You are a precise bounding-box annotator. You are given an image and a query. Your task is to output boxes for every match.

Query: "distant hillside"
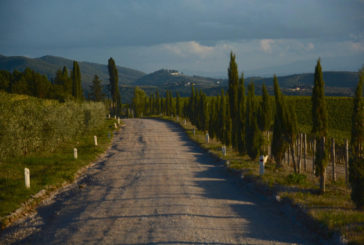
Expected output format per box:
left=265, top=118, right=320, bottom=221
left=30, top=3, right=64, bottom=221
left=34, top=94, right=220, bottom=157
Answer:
left=249, top=71, right=359, bottom=88
left=134, top=69, right=225, bottom=88
left=0, top=55, right=145, bottom=87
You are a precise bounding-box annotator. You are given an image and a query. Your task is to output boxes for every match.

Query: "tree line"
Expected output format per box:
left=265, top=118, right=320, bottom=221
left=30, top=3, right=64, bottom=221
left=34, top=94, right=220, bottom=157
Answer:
left=131, top=53, right=363, bottom=209
left=0, top=58, right=122, bottom=110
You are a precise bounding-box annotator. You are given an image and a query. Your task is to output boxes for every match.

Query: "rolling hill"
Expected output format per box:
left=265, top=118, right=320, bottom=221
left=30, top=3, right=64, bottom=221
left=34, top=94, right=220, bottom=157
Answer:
left=0, top=55, right=145, bottom=87
left=0, top=54, right=359, bottom=101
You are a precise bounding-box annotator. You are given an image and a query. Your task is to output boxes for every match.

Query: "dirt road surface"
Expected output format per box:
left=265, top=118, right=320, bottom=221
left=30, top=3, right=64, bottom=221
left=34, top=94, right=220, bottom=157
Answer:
left=1, top=119, right=324, bottom=244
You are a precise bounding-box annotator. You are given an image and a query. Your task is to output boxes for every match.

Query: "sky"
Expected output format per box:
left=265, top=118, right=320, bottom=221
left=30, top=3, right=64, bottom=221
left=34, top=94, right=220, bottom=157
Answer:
left=0, top=0, right=363, bottom=77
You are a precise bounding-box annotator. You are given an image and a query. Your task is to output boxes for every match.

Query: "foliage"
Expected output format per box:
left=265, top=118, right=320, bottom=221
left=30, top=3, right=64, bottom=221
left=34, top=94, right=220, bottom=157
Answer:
left=272, top=76, right=289, bottom=167
left=349, top=68, right=364, bottom=209
left=89, top=75, right=105, bottom=102
left=108, top=57, right=122, bottom=116
left=132, top=86, right=147, bottom=117
left=71, top=61, right=83, bottom=101
left=312, top=59, right=329, bottom=193
left=228, top=52, right=239, bottom=150
left=245, top=82, right=262, bottom=159
left=259, top=83, right=272, bottom=132
left=0, top=92, right=106, bottom=159
left=237, top=73, right=246, bottom=154
left=286, top=173, right=307, bottom=185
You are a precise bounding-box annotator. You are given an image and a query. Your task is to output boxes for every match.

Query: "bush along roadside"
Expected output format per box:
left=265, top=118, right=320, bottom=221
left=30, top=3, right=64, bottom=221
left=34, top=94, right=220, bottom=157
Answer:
left=0, top=93, right=122, bottom=229
left=160, top=115, right=364, bottom=245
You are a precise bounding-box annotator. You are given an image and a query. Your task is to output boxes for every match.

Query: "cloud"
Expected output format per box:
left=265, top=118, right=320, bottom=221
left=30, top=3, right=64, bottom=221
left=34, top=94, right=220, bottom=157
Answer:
left=306, top=42, right=315, bottom=50
left=163, top=41, right=214, bottom=58
left=350, top=41, right=364, bottom=52
left=260, top=39, right=274, bottom=53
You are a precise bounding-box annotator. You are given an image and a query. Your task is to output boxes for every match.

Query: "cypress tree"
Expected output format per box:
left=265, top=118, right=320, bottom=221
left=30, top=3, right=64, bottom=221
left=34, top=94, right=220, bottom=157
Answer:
left=218, top=90, right=226, bottom=143
left=237, top=73, right=246, bottom=154
left=200, top=92, right=209, bottom=132
left=245, top=82, right=262, bottom=159
left=226, top=100, right=232, bottom=147
left=349, top=68, right=364, bottom=209
left=311, top=59, right=328, bottom=193
left=108, top=57, right=122, bottom=116
left=259, top=84, right=272, bottom=132
left=259, top=83, right=272, bottom=155
left=228, top=52, right=239, bottom=150
left=271, top=76, right=288, bottom=168
left=176, top=92, right=181, bottom=117
left=208, top=97, right=217, bottom=139
left=71, top=61, right=83, bottom=101
left=189, top=86, right=195, bottom=123
left=155, top=91, right=160, bottom=114
left=89, top=75, right=104, bottom=101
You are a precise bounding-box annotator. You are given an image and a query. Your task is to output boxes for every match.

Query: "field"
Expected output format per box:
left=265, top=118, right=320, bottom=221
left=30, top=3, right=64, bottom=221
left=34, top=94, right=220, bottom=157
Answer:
left=0, top=92, right=118, bottom=228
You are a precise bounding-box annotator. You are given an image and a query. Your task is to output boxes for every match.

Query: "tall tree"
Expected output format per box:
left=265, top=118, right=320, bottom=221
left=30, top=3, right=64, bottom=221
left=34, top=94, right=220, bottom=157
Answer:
left=349, top=67, right=364, bottom=209
left=132, top=86, right=146, bottom=117
left=108, top=57, right=122, bottom=116
left=228, top=52, right=239, bottom=150
left=259, top=83, right=272, bottom=155
left=71, top=61, right=83, bottom=101
left=237, top=73, right=246, bottom=154
left=271, top=76, right=288, bottom=168
left=245, top=82, right=262, bottom=159
left=311, top=59, right=328, bottom=193
left=89, top=75, right=105, bottom=101
left=176, top=92, right=181, bottom=117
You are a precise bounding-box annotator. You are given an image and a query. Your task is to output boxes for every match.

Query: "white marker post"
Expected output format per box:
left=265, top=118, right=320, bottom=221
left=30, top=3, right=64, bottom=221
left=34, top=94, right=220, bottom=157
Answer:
left=118, top=117, right=120, bottom=124
left=108, top=114, right=110, bottom=119
left=114, top=123, right=118, bottom=129
left=74, top=148, right=78, bottom=159
left=259, top=155, right=268, bottom=176
left=205, top=133, right=209, bottom=143
left=222, top=146, right=226, bottom=156
left=24, top=168, right=30, bottom=189
left=94, top=135, right=98, bottom=146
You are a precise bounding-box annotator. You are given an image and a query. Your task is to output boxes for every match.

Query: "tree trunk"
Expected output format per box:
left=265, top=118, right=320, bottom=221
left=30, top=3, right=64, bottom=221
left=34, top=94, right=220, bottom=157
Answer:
left=290, top=143, right=297, bottom=173
left=320, top=168, right=326, bottom=193
left=303, top=134, right=307, bottom=172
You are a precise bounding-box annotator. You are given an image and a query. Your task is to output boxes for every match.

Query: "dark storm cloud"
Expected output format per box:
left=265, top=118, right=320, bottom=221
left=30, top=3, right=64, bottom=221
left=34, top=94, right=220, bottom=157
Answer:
left=0, top=0, right=363, bottom=75
left=1, top=0, right=363, bottom=48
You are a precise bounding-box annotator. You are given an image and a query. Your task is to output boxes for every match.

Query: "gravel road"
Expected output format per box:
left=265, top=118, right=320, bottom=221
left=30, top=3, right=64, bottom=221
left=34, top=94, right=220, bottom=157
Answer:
left=1, top=119, right=323, bottom=244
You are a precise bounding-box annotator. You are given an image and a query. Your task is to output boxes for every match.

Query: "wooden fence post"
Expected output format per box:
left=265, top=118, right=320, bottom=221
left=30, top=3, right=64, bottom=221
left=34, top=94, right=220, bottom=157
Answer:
left=313, top=139, right=316, bottom=174
left=304, top=134, right=307, bottom=172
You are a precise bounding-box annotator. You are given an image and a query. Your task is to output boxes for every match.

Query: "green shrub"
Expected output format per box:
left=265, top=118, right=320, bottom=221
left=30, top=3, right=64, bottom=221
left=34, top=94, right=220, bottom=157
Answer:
left=0, top=92, right=106, bottom=159
left=286, top=173, right=307, bottom=185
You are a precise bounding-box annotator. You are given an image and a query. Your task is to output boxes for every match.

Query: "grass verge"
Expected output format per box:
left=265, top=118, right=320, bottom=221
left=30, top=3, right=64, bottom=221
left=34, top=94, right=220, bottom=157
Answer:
left=0, top=118, right=120, bottom=229
left=162, top=115, right=364, bottom=245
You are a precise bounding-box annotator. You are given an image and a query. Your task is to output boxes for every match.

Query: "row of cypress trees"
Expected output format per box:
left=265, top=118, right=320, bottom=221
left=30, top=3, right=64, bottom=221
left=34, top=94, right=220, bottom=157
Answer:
left=133, top=53, right=363, bottom=207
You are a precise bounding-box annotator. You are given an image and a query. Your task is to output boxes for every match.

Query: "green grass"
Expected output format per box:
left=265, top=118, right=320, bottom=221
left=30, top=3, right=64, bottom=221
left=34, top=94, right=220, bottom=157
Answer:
left=0, top=118, right=118, bottom=228
left=163, top=115, right=364, bottom=244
